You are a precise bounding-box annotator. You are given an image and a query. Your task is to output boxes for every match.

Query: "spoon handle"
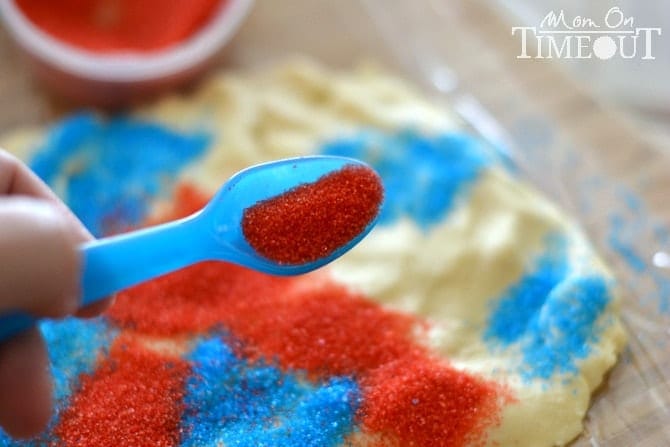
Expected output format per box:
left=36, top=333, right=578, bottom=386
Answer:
left=80, top=214, right=205, bottom=306
left=0, top=214, right=206, bottom=341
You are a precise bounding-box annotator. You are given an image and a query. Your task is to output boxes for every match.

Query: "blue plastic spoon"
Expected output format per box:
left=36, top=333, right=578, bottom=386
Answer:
left=0, top=156, right=381, bottom=341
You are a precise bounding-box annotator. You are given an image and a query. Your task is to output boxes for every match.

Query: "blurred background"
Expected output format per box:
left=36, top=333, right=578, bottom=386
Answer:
left=1, top=0, right=668, bottom=154
left=494, top=0, right=670, bottom=151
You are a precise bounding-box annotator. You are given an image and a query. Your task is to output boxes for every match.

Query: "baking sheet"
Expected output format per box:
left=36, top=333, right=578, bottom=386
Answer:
left=1, top=0, right=669, bottom=445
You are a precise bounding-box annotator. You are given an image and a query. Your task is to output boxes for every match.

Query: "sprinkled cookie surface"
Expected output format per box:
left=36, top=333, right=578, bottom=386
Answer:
left=0, top=60, right=626, bottom=447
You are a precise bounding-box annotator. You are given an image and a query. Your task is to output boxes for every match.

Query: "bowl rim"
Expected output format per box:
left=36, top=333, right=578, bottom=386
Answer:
left=0, top=0, right=254, bottom=82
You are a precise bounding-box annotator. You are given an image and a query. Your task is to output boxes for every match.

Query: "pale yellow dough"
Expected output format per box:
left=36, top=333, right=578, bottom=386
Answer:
left=1, top=59, right=626, bottom=447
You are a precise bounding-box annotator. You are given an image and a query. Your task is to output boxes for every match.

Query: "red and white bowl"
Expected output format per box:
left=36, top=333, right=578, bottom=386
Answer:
left=0, top=0, right=254, bottom=107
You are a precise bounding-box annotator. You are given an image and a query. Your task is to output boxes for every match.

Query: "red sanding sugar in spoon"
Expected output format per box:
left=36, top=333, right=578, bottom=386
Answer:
left=242, top=164, right=383, bottom=265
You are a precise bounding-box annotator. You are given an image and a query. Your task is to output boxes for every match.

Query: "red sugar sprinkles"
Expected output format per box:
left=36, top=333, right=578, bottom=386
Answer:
left=242, top=164, right=384, bottom=265
left=55, top=335, right=189, bottom=446
left=101, top=182, right=512, bottom=447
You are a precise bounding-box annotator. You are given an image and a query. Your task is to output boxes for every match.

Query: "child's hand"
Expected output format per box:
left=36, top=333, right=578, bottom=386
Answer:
left=0, top=150, right=111, bottom=438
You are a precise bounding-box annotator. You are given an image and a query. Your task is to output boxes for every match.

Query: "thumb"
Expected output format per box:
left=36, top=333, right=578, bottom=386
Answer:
left=0, top=197, right=82, bottom=317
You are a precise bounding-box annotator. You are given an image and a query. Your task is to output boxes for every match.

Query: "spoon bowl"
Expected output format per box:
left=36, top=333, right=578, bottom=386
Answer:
left=205, top=156, right=378, bottom=275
